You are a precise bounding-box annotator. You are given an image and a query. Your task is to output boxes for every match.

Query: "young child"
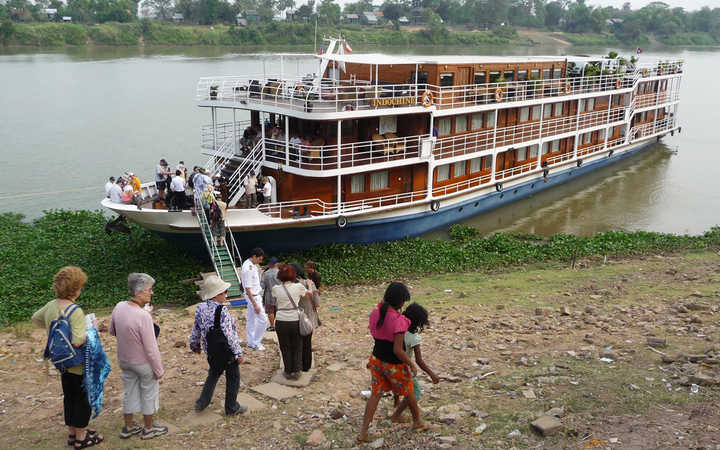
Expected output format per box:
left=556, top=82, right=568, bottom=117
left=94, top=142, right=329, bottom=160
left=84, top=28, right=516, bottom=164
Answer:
left=357, top=282, right=430, bottom=444
left=391, top=303, right=440, bottom=421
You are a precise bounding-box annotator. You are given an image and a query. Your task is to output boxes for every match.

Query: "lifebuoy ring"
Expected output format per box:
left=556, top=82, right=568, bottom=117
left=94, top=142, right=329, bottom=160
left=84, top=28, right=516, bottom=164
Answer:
left=495, top=88, right=503, bottom=103
left=336, top=215, right=348, bottom=229
left=565, top=82, right=571, bottom=94
left=616, top=78, right=622, bottom=89
left=430, top=200, right=440, bottom=211
left=422, top=91, right=434, bottom=108
left=576, top=159, right=583, bottom=167
left=495, top=183, right=503, bottom=192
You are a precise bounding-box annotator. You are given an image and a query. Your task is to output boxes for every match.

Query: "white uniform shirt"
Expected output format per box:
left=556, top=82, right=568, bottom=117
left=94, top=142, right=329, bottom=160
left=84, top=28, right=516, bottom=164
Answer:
left=170, top=175, right=186, bottom=193
left=241, top=258, right=261, bottom=299
left=108, top=183, right=123, bottom=203
left=262, top=181, right=272, bottom=199
left=104, top=181, right=114, bottom=197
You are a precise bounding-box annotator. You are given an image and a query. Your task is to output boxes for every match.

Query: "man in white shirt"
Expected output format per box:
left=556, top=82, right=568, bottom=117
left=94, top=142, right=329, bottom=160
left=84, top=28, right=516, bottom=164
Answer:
left=108, top=180, right=123, bottom=203
left=169, top=170, right=186, bottom=211
left=241, top=248, right=266, bottom=350
left=105, top=176, right=116, bottom=198
left=262, top=177, right=272, bottom=204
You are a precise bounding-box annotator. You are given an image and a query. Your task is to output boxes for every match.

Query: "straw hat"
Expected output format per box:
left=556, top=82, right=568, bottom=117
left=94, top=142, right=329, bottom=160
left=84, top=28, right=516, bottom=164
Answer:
left=197, top=275, right=231, bottom=300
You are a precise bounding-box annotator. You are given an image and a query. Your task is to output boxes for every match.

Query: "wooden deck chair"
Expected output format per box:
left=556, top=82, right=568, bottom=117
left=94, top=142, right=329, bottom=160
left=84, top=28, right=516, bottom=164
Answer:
left=372, top=133, right=391, bottom=155
left=384, top=132, right=403, bottom=154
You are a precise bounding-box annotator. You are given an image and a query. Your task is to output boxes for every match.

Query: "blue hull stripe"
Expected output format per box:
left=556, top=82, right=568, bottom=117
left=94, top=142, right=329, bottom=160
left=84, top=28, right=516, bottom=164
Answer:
left=155, top=142, right=654, bottom=257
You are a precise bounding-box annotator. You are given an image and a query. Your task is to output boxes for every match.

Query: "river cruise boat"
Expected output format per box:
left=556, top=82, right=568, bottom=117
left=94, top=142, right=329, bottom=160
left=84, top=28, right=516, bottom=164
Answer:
left=102, top=40, right=683, bottom=265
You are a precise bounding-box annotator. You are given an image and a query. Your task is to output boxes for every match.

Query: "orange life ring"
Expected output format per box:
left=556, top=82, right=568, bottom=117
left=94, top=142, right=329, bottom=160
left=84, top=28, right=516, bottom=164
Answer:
left=422, top=91, right=434, bottom=107
left=495, top=87, right=503, bottom=103
left=615, top=78, right=622, bottom=89
left=565, top=81, right=571, bottom=94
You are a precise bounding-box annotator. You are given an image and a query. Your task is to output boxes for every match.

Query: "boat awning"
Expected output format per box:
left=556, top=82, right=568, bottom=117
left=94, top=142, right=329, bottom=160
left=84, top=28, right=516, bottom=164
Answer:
left=319, top=53, right=420, bottom=65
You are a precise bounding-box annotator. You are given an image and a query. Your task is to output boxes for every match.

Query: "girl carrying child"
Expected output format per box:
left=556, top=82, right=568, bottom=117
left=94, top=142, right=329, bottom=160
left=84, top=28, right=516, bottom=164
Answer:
left=357, top=282, right=430, bottom=444
left=392, top=303, right=440, bottom=421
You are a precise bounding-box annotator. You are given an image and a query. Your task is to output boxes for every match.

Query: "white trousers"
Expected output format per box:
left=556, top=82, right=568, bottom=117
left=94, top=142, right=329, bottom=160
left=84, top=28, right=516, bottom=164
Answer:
left=246, top=295, right=267, bottom=347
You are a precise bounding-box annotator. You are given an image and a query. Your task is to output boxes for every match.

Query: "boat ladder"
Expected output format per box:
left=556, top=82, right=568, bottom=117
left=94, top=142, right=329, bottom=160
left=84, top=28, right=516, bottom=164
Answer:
left=227, top=138, right=266, bottom=207
left=193, top=191, right=246, bottom=306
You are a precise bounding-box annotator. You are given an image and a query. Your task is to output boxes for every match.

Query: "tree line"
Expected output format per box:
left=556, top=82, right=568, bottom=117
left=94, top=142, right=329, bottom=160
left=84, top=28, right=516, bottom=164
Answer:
left=1, top=0, right=720, bottom=44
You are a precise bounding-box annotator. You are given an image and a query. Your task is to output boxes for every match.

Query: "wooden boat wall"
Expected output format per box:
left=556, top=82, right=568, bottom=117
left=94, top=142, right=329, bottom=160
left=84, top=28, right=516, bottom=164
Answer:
left=102, top=43, right=683, bottom=257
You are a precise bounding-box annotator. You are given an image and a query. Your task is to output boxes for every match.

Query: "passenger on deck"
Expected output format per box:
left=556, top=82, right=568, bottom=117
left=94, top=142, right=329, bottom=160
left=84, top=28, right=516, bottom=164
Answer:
left=194, top=169, right=212, bottom=200
left=189, top=166, right=199, bottom=191
left=105, top=176, right=116, bottom=198
left=170, top=170, right=186, bottom=211
left=176, top=161, right=187, bottom=181
left=244, top=171, right=257, bottom=208
left=262, top=177, right=272, bottom=204
left=122, top=185, right=134, bottom=204
left=155, top=159, right=171, bottom=199
left=201, top=184, right=216, bottom=217
left=127, top=173, right=141, bottom=194
left=109, top=178, right=124, bottom=204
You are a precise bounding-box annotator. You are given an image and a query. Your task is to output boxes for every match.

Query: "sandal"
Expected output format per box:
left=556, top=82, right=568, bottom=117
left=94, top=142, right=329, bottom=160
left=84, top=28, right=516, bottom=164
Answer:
left=68, top=430, right=98, bottom=446
left=74, top=431, right=103, bottom=449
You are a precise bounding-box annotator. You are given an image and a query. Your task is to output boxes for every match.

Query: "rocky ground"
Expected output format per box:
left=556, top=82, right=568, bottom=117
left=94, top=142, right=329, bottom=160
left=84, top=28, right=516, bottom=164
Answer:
left=1, top=251, right=720, bottom=449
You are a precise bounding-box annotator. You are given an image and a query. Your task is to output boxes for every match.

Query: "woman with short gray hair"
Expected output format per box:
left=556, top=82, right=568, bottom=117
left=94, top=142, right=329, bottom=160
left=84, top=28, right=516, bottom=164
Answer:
left=109, top=273, right=167, bottom=441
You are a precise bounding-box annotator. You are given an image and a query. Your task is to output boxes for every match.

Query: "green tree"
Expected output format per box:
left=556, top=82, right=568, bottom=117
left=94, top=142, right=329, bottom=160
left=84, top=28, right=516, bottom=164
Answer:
left=318, top=0, right=340, bottom=24
left=343, top=0, right=372, bottom=15
left=146, top=0, right=175, bottom=21
left=545, top=1, right=565, bottom=28
left=0, top=19, right=16, bottom=44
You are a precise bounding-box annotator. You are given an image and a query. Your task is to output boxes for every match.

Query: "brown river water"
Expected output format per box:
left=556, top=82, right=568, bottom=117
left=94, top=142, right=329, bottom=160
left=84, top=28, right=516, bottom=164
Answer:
left=0, top=44, right=716, bottom=237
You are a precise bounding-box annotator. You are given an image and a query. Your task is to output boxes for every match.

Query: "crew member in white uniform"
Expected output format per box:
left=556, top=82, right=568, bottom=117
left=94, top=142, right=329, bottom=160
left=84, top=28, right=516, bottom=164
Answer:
left=241, top=248, right=266, bottom=350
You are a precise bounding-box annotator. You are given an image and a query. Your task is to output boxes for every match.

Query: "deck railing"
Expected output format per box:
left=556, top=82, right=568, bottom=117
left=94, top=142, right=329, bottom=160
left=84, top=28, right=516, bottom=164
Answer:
left=197, top=59, right=683, bottom=113
left=630, top=117, right=676, bottom=140
left=432, top=173, right=493, bottom=196
left=575, top=137, right=625, bottom=158
left=201, top=120, right=250, bottom=151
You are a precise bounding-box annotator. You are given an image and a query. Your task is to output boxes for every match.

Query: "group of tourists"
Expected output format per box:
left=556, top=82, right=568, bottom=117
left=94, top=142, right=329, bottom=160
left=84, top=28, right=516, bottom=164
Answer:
left=242, top=170, right=272, bottom=208
left=36, top=251, right=438, bottom=447
left=104, top=172, right=142, bottom=207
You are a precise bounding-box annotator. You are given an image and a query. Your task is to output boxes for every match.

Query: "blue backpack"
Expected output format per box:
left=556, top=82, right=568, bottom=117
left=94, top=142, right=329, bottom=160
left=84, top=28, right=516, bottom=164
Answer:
left=44, top=304, right=85, bottom=372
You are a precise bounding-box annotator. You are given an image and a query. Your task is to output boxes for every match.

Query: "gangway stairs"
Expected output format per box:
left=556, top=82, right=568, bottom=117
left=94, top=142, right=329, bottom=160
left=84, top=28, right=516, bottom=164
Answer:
left=193, top=191, right=247, bottom=306
left=227, top=139, right=266, bottom=207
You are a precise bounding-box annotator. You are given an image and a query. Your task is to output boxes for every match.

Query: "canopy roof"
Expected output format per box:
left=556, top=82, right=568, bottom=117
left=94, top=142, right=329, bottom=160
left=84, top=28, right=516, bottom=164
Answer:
left=319, top=53, right=613, bottom=66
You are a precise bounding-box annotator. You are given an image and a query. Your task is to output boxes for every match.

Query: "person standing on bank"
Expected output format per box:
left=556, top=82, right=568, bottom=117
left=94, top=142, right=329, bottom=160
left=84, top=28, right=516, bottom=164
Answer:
left=242, top=247, right=267, bottom=350
left=272, top=264, right=313, bottom=380
left=32, top=266, right=105, bottom=449
left=290, top=263, right=320, bottom=373
left=110, top=273, right=167, bottom=441
left=190, top=275, right=248, bottom=416
left=260, top=257, right=280, bottom=332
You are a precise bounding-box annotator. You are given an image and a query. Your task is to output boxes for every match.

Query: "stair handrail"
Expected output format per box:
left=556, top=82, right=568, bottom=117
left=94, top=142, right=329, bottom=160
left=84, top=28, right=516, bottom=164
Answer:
left=204, top=135, right=235, bottom=178
left=227, top=138, right=265, bottom=205
left=193, top=190, right=223, bottom=276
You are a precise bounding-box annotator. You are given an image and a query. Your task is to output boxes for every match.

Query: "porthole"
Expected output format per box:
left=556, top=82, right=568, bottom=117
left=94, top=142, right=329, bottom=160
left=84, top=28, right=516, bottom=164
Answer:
left=474, top=202, right=479, bottom=207
left=458, top=207, right=463, bottom=212
left=531, top=184, right=535, bottom=189
left=513, top=189, right=518, bottom=195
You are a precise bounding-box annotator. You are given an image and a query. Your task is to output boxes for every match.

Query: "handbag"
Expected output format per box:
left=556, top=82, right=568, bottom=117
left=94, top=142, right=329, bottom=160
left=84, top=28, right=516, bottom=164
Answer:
left=282, top=284, right=314, bottom=337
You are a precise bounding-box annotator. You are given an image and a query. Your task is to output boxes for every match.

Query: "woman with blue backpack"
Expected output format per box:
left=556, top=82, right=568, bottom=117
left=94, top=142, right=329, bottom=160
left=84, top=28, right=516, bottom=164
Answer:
left=32, top=266, right=104, bottom=449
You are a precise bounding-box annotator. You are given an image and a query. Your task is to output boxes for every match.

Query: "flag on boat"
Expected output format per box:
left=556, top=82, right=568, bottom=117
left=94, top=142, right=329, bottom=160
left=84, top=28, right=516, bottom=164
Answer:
left=344, top=42, right=352, bottom=53
left=636, top=47, right=643, bottom=54
left=318, top=44, right=324, bottom=55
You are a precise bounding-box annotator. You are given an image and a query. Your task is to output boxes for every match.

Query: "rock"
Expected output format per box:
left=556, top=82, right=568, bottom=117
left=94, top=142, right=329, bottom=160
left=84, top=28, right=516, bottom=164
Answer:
left=545, top=407, right=565, bottom=418
left=560, top=306, right=571, bottom=316
left=306, top=429, right=325, bottom=446
left=368, top=438, right=384, bottom=449
left=689, top=315, right=703, bottom=324
left=686, top=302, right=710, bottom=311
left=675, top=305, right=690, bottom=314
left=507, top=429, right=522, bottom=438
left=457, top=291, right=467, bottom=298
left=97, top=321, right=108, bottom=333
left=471, top=410, right=489, bottom=418
left=661, top=355, right=676, bottom=364
left=437, top=436, right=457, bottom=445
left=588, top=295, right=601, bottom=301
left=329, top=409, right=343, bottom=420
left=474, top=423, right=488, bottom=435
left=522, top=389, right=536, bottom=399
left=689, top=373, right=719, bottom=386
left=535, top=307, right=552, bottom=316
left=690, top=291, right=704, bottom=297
left=647, top=337, right=667, bottom=348
left=600, top=350, right=618, bottom=360
left=173, top=341, right=187, bottom=348
left=496, top=304, right=505, bottom=310
left=531, top=415, right=564, bottom=436
left=326, top=362, right=345, bottom=372
left=683, top=354, right=708, bottom=363
left=438, top=413, right=459, bottom=424
left=251, top=383, right=298, bottom=401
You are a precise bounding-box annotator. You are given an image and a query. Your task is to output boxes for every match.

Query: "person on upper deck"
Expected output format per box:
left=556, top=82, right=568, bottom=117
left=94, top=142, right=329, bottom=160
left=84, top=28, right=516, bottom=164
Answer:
left=244, top=171, right=257, bottom=208
left=262, top=177, right=272, bottom=204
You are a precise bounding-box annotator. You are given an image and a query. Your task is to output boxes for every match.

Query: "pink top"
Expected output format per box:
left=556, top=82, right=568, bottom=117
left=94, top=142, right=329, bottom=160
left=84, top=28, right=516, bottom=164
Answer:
left=369, top=303, right=410, bottom=341
left=110, top=301, right=164, bottom=378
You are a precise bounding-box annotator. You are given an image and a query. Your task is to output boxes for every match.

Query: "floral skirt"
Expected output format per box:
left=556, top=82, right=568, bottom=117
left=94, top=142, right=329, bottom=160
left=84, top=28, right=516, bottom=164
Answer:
left=367, top=355, right=413, bottom=397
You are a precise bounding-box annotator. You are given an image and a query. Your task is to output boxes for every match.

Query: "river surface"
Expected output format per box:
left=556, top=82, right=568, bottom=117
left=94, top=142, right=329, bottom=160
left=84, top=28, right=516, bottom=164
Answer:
left=0, top=44, right=717, bottom=237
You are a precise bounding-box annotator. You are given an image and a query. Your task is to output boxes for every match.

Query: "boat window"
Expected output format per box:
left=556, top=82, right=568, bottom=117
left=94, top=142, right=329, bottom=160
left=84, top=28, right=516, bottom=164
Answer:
left=531, top=69, right=541, bottom=79
left=342, top=119, right=354, bottom=136
left=531, top=105, right=542, bottom=121
left=517, top=70, right=528, bottom=81
left=437, top=118, right=451, bottom=135
left=529, top=144, right=539, bottom=158
left=519, top=107, right=530, bottom=122
left=370, top=171, right=389, bottom=191
left=471, top=113, right=484, bottom=130
left=474, top=72, right=487, bottom=84
left=516, top=147, right=527, bottom=161
left=436, top=164, right=450, bottom=182
left=598, top=129, right=606, bottom=140
left=542, top=142, right=550, bottom=155
left=552, top=140, right=560, bottom=152
left=553, top=69, right=562, bottom=79
left=489, top=71, right=501, bottom=83
left=587, top=98, right=595, bottom=111
left=486, top=111, right=496, bottom=126
left=553, top=102, right=564, bottom=116
left=351, top=174, right=365, bottom=193
left=455, top=115, right=467, bottom=133
left=638, top=83, right=646, bottom=94
left=411, top=71, right=428, bottom=84
left=542, top=69, right=551, bottom=79
left=454, top=161, right=466, bottom=177
left=440, top=73, right=454, bottom=87
left=578, top=99, right=586, bottom=112
left=503, top=70, right=515, bottom=81
left=583, top=133, right=591, bottom=145
left=470, top=157, right=482, bottom=173
left=543, top=104, right=552, bottom=119
left=482, top=155, right=492, bottom=170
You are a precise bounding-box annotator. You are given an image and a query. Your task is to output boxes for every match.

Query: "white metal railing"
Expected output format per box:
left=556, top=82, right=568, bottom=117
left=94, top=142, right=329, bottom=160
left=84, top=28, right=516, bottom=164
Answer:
left=630, top=117, right=676, bottom=141
left=495, top=159, right=538, bottom=180
left=575, top=137, right=625, bottom=158
left=204, top=136, right=235, bottom=178
left=635, top=90, right=680, bottom=109
left=227, top=139, right=265, bottom=205
left=432, top=173, right=493, bottom=196
left=201, top=121, right=250, bottom=150
left=263, top=134, right=428, bottom=171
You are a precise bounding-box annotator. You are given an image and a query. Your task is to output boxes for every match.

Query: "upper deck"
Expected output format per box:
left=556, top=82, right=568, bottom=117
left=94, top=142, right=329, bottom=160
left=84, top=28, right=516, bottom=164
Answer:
left=196, top=52, right=684, bottom=119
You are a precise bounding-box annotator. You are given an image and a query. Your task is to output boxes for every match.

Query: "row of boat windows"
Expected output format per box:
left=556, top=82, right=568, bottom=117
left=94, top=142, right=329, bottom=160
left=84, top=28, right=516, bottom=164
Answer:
left=436, top=156, right=493, bottom=181
left=351, top=171, right=389, bottom=194
left=439, top=69, right=564, bottom=87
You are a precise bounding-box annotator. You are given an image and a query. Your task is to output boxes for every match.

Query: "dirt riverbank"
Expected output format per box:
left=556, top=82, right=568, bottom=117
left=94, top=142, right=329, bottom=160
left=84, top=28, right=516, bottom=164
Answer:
left=1, top=251, right=719, bottom=449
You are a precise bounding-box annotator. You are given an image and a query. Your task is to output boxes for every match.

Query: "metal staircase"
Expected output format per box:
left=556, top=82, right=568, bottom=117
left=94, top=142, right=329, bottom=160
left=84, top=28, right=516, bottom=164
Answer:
left=227, top=138, right=266, bottom=207
left=193, top=191, right=246, bottom=306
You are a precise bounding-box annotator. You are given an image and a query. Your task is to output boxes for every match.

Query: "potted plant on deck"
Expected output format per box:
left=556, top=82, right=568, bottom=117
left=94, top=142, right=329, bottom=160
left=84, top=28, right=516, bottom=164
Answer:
left=209, top=85, right=219, bottom=100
